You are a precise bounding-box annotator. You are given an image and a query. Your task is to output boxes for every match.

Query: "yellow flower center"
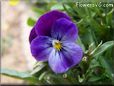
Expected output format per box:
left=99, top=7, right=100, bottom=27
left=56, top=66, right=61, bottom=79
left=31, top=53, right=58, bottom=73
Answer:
left=52, top=40, right=62, bottom=51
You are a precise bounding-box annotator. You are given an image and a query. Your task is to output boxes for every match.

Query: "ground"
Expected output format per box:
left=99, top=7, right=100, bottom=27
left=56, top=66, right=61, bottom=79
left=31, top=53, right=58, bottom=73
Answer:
left=1, top=1, right=36, bottom=84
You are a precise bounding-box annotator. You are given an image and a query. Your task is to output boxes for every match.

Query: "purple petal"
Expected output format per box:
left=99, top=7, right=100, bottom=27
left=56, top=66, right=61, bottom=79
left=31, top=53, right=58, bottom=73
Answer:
left=48, top=49, right=67, bottom=73
left=62, top=41, right=83, bottom=68
left=31, top=36, right=53, bottom=61
left=48, top=41, right=83, bottom=73
left=51, top=18, right=78, bottom=41
left=35, top=10, right=71, bottom=36
left=29, top=27, right=37, bottom=43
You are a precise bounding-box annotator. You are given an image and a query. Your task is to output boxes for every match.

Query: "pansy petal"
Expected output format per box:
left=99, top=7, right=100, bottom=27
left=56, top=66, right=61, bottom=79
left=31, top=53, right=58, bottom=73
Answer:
left=51, top=18, right=78, bottom=41
left=48, top=42, right=83, bottom=73
left=48, top=49, right=67, bottom=73
left=35, top=10, right=71, bottom=36
left=61, top=41, right=83, bottom=68
left=31, top=36, right=53, bottom=61
left=29, top=27, right=37, bottom=43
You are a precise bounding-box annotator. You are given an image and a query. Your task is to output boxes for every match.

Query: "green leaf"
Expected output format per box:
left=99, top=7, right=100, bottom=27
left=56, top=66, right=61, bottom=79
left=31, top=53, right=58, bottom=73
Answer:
left=1, top=68, right=38, bottom=83
left=93, top=41, right=114, bottom=57
left=89, top=59, right=100, bottom=69
left=32, top=7, right=45, bottom=15
left=88, top=75, right=102, bottom=82
left=106, top=8, right=113, bottom=26
left=98, top=57, right=112, bottom=79
left=77, top=36, right=85, bottom=52
left=90, top=41, right=102, bottom=55
left=27, top=17, right=36, bottom=26
left=51, top=4, right=64, bottom=10
left=39, top=71, right=48, bottom=81
left=31, top=62, right=46, bottom=75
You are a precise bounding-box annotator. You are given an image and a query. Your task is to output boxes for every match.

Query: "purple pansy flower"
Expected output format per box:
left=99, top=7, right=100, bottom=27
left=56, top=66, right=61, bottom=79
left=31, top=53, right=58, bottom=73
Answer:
left=29, top=10, right=83, bottom=73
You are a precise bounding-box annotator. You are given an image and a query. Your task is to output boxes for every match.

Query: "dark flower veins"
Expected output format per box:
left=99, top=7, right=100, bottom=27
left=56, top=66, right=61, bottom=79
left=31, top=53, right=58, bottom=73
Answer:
left=30, top=10, right=83, bottom=73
